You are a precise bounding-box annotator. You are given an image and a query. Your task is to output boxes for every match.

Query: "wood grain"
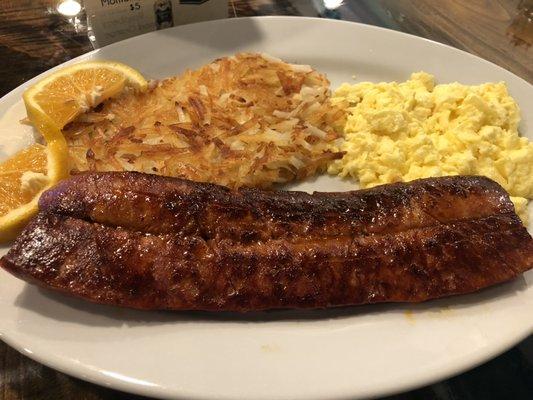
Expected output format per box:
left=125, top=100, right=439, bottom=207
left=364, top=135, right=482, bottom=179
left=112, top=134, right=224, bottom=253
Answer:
left=360, top=0, right=532, bottom=82
left=0, top=1, right=91, bottom=95
left=0, top=1, right=532, bottom=399
left=233, top=0, right=532, bottom=82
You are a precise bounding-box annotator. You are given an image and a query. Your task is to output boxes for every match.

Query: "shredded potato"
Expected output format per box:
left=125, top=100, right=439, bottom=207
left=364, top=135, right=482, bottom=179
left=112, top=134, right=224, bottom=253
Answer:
left=63, top=53, right=346, bottom=188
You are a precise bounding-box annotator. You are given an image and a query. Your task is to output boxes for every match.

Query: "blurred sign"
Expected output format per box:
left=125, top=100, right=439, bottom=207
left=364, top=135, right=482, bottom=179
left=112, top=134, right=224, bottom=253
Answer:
left=85, top=0, right=227, bottom=47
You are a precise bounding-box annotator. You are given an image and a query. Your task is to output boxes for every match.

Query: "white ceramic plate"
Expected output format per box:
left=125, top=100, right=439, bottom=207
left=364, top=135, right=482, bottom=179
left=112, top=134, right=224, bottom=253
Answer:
left=0, top=17, right=532, bottom=400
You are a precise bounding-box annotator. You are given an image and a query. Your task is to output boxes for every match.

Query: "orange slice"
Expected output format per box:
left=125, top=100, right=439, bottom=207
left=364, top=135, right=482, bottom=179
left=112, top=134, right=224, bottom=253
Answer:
left=23, top=60, right=147, bottom=132
left=0, top=61, right=147, bottom=242
left=0, top=141, right=68, bottom=242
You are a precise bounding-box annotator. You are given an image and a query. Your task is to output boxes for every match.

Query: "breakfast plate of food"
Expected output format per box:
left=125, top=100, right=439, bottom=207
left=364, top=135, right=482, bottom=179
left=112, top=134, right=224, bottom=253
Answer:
left=0, top=16, right=531, bottom=400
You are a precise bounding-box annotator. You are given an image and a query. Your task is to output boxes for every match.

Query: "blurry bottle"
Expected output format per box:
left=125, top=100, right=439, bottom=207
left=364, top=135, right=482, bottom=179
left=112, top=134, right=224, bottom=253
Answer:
left=507, top=0, right=532, bottom=47
left=154, top=0, right=174, bottom=30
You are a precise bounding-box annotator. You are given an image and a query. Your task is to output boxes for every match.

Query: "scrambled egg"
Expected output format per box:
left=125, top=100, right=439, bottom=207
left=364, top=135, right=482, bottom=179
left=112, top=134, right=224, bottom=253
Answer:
left=329, top=72, right=532, bottom=222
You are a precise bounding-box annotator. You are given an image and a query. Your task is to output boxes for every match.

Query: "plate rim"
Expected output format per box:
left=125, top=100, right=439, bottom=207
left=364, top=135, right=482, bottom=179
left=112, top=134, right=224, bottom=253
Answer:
left=0, top=15, right=532, bottom=400
left=1, top=312, right=532, bottom=400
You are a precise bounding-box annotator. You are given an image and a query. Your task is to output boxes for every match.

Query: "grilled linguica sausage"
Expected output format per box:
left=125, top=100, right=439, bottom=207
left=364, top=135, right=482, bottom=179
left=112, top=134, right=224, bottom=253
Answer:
left=2, top=172, right=532, bottom=311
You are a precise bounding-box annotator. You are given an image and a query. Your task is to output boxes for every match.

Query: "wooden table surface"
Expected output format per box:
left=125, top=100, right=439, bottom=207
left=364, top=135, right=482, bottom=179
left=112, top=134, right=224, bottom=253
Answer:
left=0, top=1, right=532, bottom=399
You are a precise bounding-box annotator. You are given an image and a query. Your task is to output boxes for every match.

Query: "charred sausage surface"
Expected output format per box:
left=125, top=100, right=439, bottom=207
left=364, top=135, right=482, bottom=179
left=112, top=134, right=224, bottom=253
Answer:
left=2, top=172, right=532, bottom=311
